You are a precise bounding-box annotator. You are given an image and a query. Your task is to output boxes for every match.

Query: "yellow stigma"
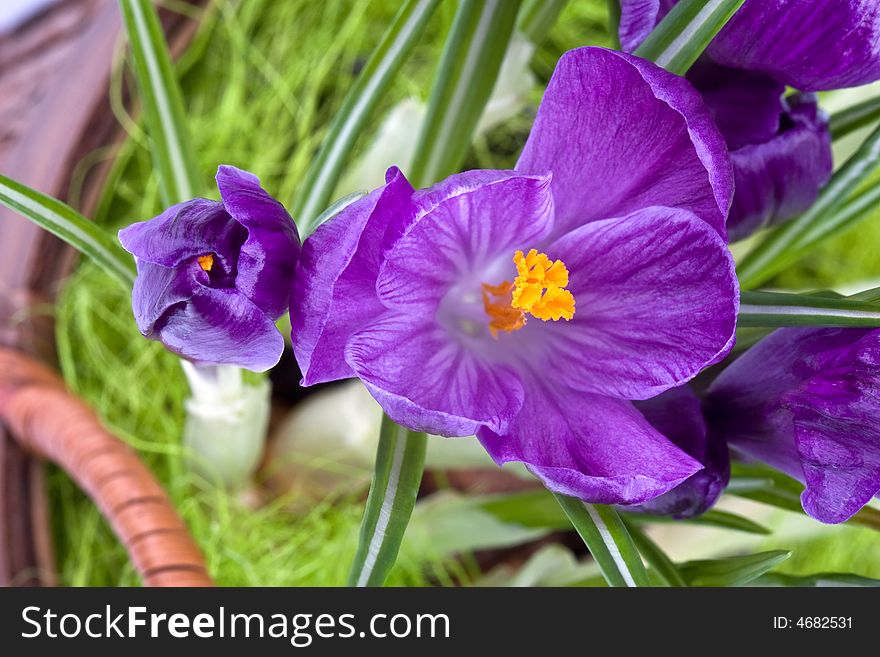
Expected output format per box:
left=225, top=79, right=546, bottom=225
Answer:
left=481, top=249, right=575, bottom=337
left=197, top=254, right=214, bottom=272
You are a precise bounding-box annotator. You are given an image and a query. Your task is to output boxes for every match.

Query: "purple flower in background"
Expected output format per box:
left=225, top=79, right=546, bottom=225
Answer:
left=707, top=328, right=880, bottom=523
left=618, top=0, right=880, bottom=239
left=631, top=386, right=729, bottom=518
left=119, top=166, right=300, bottom=372
left=291, top=47, right=739, bottom=505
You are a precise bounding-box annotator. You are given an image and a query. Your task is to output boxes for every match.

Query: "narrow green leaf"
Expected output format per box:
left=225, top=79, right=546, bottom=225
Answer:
left=629, top=508, right=772, bottom=535
left=633, top=0, right=746, bottom=76
left=348, top=416, right=427, bottom=587
left=409, top=0, right=522, bottom=187
left=739, top=290, right=880, bottom=328
left=291, top=0, right=440, bottom=234
left=517, top=0, right=567, bottom=44
left=737, top=122, right=880, bottom=288
left=0, top=175, right=135, bottom=287
left=480, top=489, right=570, bottom=529
left=756, top=572, right=880, bottom=587
left=830, top=94, right=880, bottom=140
left=679, top=550, right=790, bottom=587
left=625, top=522, right=688, bottom=587
left=554, top=495, right=650, bottom=587
left=606, top=0, right=622, bottom=49
left=119, top=0, right=201, bottom=205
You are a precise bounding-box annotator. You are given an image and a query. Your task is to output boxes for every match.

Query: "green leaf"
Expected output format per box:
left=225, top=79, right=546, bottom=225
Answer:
left=625, top=522, right=688, bottom=587
left=348, top=415, right=427, bottom=587
left=679, top=550, right=791, bottom=587
left=738, top=290, right=880, bottom=328
left=606, top=0, right=621, bottom=49
left=408, top=0, right=522, bottom=187
left=554, top=495, right=651, bottom=587
left=629, top=508, right=772, bottom=535
left=119, top=0, right=201, bottom=205
left=737, top=122, right=880, bottom=288
left=755, top=572, right=880, bottom=587
left=830, top=94, right=880, bottom=140
left=633, top=0, right=747, bottom=76
left=0, top=175, right=135, bottom=287
left=517, top=0, right=567, bottom=44
left=290, top=0, right=440, bottom=235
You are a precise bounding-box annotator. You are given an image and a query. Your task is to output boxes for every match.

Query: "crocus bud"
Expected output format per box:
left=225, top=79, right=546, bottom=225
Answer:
left=706, top=328, right=880, bottom=523
left=119, top=165, right=300, bottom=371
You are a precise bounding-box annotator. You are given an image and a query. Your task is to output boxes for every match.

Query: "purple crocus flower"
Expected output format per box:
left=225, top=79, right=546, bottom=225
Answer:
left=119, top=166, right=300, bottom=372
left=631, top=386, right=729, bottom=518
left=291, top=47, right=739, bottom=505
left=618, top=0, right=880, bottom=240
left=706, top=328, right=880, bottom=523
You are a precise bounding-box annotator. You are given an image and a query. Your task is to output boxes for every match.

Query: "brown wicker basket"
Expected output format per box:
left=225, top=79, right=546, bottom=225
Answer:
left=0, top=0, right=211, bottom=586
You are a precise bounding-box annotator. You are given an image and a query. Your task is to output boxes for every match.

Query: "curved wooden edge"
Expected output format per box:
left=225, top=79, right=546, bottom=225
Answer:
left=0, top=348, right=213, bottom=586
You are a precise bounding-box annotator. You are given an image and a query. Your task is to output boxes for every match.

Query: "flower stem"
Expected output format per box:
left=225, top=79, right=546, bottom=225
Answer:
left=348, top=416, right=427, bottom=587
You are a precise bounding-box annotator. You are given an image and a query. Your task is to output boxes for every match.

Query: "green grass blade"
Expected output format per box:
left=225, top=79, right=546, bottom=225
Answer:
left=679, top=550, right=790, bottom=587
left=0, top=176, right=135, bottom=287
left=409, top=0, right=522, bottom=187
left=606, top=0, right=621, bottom=49
left=291, top=0, right=440, bottom=235
left=348, top=416, right=427, bottom=587
left=830, top=94, right=880, bottom=140
left=737, top=122, right=880, bottom=288
left=739, top=290, right=880, bottom=327
left=625, top=522, right=688, bottom=587
left=311, top=191, right=368, bottom=232
left=633, top=0, right=746, bottom=75
left=517, top=0, right=567, bottom=44
left=119, top=0, right=201, bottom=205
left=554, top=495, right=651, bottom=587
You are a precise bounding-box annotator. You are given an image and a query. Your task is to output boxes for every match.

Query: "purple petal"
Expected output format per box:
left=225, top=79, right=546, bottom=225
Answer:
left=619, top=0, right=674, bottom=53
left=633, top=386, right=729, bottom=518
left=132, top=260, right=283, bottom=371
left=291, top=168, right=415, bottom=385
left=707, top=328, right=880, bottom=523
left=118, top=198, right=243, bottom=268
left=516, top=47, right=732, bottom=239
left=541, top=206, right=738, bottom=400
left=216, top=165, right=301, bottom=319
left=376, top=170, right=554, bottom=310
left=477, top=378, right=702, bottom=504
left=345, top=312, right=524, bottom=436
left=726, top=95, right=832, bottom=241
left=708, top=0, right=880, bottom=91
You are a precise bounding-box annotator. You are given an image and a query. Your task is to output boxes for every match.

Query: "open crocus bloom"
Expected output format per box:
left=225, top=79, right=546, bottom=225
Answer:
left=619, top=0, right=880, bottom=239
left=292, top=47, right=739, bottom=505
left=119, top=166, right=300, bottom=371
left=707, top=328, right=880, bottom=524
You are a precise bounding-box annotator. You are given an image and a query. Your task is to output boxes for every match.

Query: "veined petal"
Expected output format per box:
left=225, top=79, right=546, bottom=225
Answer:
left=477, top=378, right=702, bottom=505
left=516, top=47, right=732, bottom=238
left=133, top=261, right=283, bottom=371
left=376, top=170, right=554, bottom=310
left=344, top=311, right=524, bottom=437
left=118, top=198, right=243, bottom=267
left=708, top=0, right=880, bottom=91
left=541, top=206, right=737, bottom=400
left=216, top=165, right=301, bottom=319
left=291, top=167, right=415, bottom=385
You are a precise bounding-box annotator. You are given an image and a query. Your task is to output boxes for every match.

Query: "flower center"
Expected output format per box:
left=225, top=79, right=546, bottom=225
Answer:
left=197, top=254, right=214, bottom=272
left=481, top=249, right=575, bottom=337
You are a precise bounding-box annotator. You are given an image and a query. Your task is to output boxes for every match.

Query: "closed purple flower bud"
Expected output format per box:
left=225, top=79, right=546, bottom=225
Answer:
left=119, top=166, right=300, bottom=371
left=706, top=328, right=880, bottom=523
left=632, top=386, right=729, bottom=518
